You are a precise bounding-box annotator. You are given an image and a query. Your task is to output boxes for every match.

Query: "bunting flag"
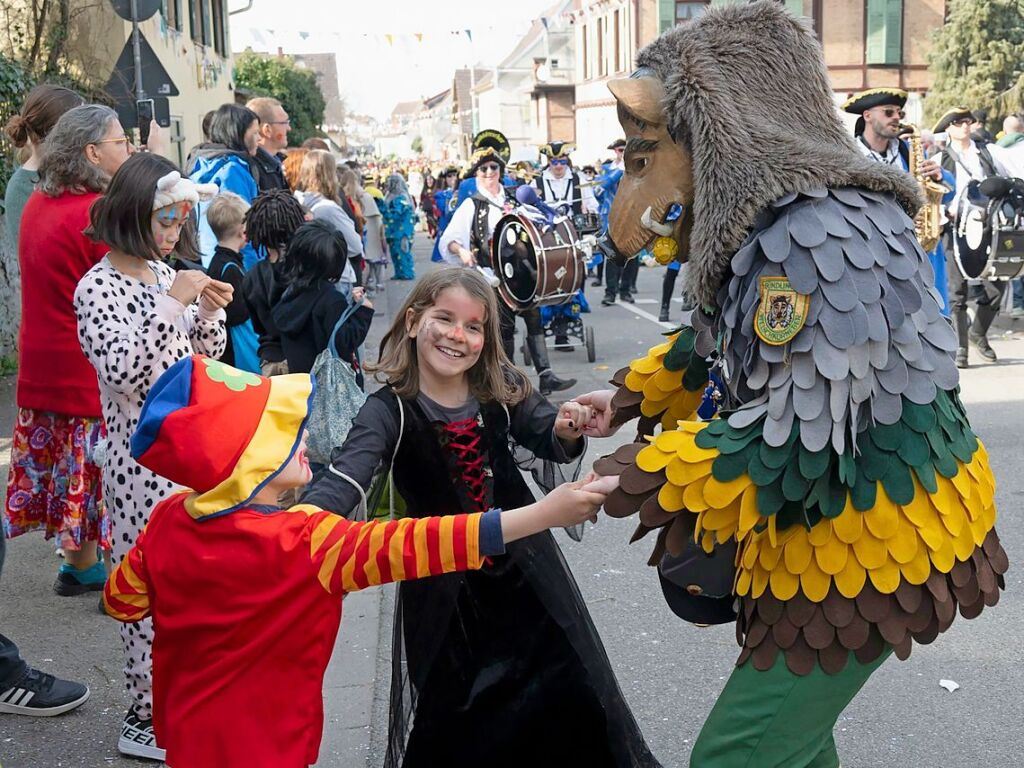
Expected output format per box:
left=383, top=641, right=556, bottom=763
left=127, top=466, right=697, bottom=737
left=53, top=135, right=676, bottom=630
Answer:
left=385, top=34, right=394, bottom=46
left=414, top=32, right=423, bottom=43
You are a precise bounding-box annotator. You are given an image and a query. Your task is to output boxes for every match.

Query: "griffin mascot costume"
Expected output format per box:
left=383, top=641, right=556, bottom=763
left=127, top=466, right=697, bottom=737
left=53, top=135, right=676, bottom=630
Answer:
left=595, top=3, right=1007, bottom=767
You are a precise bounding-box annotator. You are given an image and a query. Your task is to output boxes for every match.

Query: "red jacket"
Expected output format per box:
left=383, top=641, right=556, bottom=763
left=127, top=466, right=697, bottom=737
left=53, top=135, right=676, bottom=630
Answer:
left=105, top=493, right=494, bottom=768
left=17, top=190, right=106, bottom=416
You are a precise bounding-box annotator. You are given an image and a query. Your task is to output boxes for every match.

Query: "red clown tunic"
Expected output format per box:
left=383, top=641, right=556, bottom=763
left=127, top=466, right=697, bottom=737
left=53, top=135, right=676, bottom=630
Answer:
left=104, top=356, right=500, bottom=767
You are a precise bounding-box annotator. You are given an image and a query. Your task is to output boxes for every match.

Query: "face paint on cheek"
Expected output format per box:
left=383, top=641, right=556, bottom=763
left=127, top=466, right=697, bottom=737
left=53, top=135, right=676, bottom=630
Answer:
left=421, top=320, right=446, bottom=344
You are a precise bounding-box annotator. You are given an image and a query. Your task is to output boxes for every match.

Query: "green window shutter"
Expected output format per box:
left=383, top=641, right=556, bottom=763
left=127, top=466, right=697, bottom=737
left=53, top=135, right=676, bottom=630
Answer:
left=659, top=0, right=675, bottom=33
left=883, top=0, right=904, bottom=64
left=866, top=0, right=903, bottom=65
left=784, top=0, right=804, bottom=15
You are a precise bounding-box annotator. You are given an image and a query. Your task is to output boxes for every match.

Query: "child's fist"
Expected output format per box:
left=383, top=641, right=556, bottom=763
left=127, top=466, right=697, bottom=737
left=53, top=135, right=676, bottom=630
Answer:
left=555, top=401, right=594, bottom=441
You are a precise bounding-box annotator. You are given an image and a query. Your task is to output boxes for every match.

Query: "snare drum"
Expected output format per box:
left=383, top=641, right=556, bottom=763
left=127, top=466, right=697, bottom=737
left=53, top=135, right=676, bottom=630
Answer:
left=492, top=212, right=587, bottom=310
left=954, top=193, right=1024, bottom=281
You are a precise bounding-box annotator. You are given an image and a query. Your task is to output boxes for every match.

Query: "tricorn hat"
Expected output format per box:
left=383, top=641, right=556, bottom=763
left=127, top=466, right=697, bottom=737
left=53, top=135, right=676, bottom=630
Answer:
left=841, top=88, right=907, bottom=136
left=932, top=107, right=974, bottom=134
left=607, top=138, right=626, bottom=150
left=539, top=141, right=575, bottom=160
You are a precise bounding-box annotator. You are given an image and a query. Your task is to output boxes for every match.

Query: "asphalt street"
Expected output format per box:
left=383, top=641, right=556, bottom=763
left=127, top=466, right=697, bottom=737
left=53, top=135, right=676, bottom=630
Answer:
left=1, top=238, right=1023, bottom=767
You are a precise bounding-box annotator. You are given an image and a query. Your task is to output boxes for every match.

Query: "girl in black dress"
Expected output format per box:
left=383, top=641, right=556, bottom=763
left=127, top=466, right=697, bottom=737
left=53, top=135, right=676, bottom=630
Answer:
left=302, top=268, right=660, bottom=768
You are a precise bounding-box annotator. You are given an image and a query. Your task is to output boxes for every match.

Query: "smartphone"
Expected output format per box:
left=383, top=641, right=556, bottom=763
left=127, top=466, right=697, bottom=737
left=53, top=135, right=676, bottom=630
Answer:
left=136, top=99, right=155, bottom=145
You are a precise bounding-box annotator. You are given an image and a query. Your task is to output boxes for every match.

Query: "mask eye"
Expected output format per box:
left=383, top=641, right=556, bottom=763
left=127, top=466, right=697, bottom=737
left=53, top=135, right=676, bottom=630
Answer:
left=630, top=157, right=648, bottom=173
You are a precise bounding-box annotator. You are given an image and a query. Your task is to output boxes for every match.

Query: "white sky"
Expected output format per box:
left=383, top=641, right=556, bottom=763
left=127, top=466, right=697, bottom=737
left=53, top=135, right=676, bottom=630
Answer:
left=228, top=0, right=559, bottom=120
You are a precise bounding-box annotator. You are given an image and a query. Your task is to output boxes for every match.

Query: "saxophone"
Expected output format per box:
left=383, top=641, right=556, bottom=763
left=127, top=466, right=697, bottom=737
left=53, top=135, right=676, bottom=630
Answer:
left=904, top=123, right=951, bottom=252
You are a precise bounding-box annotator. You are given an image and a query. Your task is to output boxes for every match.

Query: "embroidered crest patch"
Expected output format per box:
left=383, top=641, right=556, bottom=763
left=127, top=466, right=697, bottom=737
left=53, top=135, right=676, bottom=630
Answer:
left=754, top=277, right=809, bottom=346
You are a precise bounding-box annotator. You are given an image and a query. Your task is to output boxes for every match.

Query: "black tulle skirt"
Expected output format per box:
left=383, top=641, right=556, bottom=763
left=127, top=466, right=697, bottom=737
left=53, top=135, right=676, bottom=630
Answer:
left=384, top=529, right=662, bottom=768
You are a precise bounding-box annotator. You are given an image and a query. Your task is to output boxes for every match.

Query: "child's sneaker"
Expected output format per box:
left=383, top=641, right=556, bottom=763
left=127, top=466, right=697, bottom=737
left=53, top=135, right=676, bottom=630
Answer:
left=0, top=667, right=89, bottom=716
left=53, top=561, right=106, bottom=596
left=118, top=708, right=166, bottom=760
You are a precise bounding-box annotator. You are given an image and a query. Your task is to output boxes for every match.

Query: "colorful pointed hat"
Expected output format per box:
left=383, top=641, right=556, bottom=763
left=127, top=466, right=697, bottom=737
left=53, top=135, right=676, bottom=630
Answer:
left=130, top=356, right=315, bottom=520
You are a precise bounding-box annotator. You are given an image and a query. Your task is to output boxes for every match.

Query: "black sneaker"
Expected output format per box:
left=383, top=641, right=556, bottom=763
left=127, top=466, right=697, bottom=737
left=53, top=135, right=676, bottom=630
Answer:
left=53, top=561, right=106, bottom=597
left=119, top=708, right=166, bottom=761
left=968, top=333, right=997, bottom=362
left=601, top=296, right=616, bottom=307
left=620, top=292, right=636, bottom=303
left=0, top=668, right=89, bottom=716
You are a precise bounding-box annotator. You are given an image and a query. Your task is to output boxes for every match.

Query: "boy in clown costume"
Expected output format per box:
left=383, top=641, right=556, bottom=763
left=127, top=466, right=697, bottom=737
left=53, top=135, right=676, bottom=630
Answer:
left=103, top=355, right=606, bottom=768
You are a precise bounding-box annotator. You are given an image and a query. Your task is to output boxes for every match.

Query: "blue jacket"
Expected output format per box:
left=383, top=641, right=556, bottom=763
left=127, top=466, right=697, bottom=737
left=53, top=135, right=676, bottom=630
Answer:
left=189, top=150, right=260, bottom=270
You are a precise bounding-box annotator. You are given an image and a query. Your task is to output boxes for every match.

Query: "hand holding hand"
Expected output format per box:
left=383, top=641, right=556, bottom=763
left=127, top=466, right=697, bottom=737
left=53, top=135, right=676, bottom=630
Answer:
left=580, top=473, right=620, bottom=496
left=539, top=478, right=606, bottom=527
left=574, top=389, right=619, bottom=437
left=168, top=270, right=211, bottom=307
left=198, top=279, right=234, bottom=312
left=555, top=401, right=593, bottom=441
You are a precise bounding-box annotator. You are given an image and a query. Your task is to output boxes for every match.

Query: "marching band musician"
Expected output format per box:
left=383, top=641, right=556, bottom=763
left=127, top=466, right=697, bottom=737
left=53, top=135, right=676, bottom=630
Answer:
left=438, top=138, right=576, bottom=396
left=935, top=106, right=1012, bottom=367
left=842, top=88, right=955, bottom=316
left=534, top=141, right=582, bottom=217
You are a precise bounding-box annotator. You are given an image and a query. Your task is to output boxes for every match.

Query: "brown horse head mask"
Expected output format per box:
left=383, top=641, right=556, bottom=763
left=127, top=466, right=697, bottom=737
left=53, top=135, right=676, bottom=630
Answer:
left=606, top=72, right=694, bottom=265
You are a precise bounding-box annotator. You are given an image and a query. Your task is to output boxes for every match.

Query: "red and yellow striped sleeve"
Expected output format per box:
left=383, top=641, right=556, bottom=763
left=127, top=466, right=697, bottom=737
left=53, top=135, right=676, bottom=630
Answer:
left=299, top=510, right=488, bottom=595
left=103, top=538, right=152, bottom=623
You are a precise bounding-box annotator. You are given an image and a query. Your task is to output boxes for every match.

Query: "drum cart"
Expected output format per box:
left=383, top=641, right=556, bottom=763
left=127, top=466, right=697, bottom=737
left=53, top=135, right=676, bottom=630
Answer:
left=491, top=209, right=599, bottom=365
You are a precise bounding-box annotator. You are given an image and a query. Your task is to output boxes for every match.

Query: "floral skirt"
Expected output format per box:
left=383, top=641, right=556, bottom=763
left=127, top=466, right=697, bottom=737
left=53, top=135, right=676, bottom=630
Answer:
left=4, top=408, right=111, bottom=551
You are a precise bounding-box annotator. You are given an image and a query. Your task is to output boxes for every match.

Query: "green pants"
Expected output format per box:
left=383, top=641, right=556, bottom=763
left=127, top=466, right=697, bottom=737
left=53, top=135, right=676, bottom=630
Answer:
left=690, top=650, right=891, bottom=768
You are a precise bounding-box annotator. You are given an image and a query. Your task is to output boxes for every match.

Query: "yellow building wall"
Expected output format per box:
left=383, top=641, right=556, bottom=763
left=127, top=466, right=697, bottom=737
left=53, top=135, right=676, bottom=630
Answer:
left=63, top=4, right=234, bottom=169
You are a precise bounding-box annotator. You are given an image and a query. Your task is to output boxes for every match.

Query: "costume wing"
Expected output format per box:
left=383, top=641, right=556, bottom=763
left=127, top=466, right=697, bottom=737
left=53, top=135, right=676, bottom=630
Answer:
left=602, top=188, right=1007, bottom=674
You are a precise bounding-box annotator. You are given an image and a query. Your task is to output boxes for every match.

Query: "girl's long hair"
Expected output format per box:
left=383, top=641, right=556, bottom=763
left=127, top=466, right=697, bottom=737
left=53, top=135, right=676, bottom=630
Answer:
left=366, top=268, right=531, bottom=405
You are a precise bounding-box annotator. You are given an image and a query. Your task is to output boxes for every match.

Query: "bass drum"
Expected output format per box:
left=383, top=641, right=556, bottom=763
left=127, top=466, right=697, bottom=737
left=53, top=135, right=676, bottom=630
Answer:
left=492, top=212, right=586, bottom=310
left=953, top=187, right=1024, bottom=280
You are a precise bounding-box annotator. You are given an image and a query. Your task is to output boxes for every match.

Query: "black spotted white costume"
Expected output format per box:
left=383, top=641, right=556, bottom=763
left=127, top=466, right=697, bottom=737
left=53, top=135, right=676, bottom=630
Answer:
left=74, top=256, right=225, bottom=717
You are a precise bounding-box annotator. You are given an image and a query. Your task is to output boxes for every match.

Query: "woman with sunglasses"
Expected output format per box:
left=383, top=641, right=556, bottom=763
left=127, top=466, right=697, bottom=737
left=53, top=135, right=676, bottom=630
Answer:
left=439, top=146, right=576, bottom=395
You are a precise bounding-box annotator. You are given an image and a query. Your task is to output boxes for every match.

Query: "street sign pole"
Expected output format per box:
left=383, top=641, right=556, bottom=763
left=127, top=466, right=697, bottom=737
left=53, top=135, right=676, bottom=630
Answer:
left=130, top=0, right=145, bottom=101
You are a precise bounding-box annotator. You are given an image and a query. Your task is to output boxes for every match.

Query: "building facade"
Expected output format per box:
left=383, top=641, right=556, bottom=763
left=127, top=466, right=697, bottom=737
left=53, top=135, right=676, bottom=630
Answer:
left=19, top=0, right=238, bottom=167
left=572, top=0, right=659, bottom=164
left=654, top=0, right=946, bottom=126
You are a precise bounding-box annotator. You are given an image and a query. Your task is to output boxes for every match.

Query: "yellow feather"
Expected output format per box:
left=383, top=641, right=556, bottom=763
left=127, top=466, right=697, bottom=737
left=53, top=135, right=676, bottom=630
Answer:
left=630, top=354, right=663, bottom=375
left=800, top=557, right=831, bottom=602
left=808, top=520, right=833, bottom=547
left=742, top=537, right=760, bottom=570
left=815, top=535, right=850, bottom=576
left=783, top=529, right=814, bottom=574
left=962, top=481, right=985, bottom=523
left=683, top=476, right=710, bottom=512
left=658, top=482, right=687, bottom=513
left=950, top=464, right=972, bottom=498
left=901, top=486, right=936, bottom=528
left=939, top=504, right=965, bottom=537
left=700, top=503, right=741, bottom=533
left=703, top=474, right=752, bottom=508
left=864, top=490, right=900, bottom=539
left=887, top=512, right=919, bottom=565
left=735, top=564, right=753, bottom=596
left=867, top=558, right=901, bottom=594
left=930, top=475, right=958, bottom=517
left=758, top=536, right=783, bottom=571
left=916, top=509, right=948, bottom=552
left=737, top=485, right=761, bottom=539
left=752, top=562, right=769, bottom=598
left=637, top=444, right=674, bottom=473
left=653, top=365, right=685, bottom=391
left=834, top=557, right=867, bottom=598
left=952, top=520, right=977, bottom=561
left=930, top=535, right=956, bottom=573
left=770, top=566, right=801, bottom=601
left=676, top=439, right=719, bottom=463
left=832, top=502, right=864, bottom=544
left=666, top=457, right=713, bottom=486
left=654, top=429, right=691, bottom=453
left=899, top=541, right=932, bottom=585
left=624, top=369, right=648, bottom=393
left=851, top=528, right=887, bottom=569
